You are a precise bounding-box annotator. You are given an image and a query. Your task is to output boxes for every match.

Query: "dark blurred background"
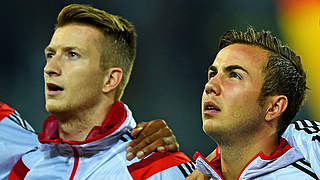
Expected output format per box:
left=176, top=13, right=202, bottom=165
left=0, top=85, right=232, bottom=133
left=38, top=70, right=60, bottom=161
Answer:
left=0, top=0, right=315, bottom=158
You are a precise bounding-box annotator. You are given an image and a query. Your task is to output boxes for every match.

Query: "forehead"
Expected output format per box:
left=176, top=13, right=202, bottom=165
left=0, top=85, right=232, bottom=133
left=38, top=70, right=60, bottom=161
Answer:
left=48, top=24, right=103, bottom=50
left=212, top=43, right=268, bottom=69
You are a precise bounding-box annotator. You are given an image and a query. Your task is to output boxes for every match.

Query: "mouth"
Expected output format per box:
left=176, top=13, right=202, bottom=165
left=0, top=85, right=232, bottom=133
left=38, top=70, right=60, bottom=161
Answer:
left=203, top=101, right=221, bottom=116
left=46, top=83, right=64, bottom=96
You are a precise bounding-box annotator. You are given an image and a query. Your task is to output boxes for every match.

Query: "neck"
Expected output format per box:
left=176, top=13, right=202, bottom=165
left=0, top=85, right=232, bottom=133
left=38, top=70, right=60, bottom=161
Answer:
left=218, top=128, right=278, bottom=180
left=55, top=100, right=114, bottom=141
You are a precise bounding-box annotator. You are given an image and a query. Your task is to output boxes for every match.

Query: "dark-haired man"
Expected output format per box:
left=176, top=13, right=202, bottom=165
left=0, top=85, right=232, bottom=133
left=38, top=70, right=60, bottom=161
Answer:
left=0, top=4, right=193, bottom=179
left=189, top=27, right=319, bottom=179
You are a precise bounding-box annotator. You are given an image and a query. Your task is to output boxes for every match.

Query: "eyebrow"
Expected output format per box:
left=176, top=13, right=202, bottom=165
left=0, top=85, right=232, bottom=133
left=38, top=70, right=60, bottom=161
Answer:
left=44, top=46, right=54, bottom=53
left=225, top=65, right=248, bottom=74
left=208, top=65, right=249, bottom=74
left=44, top=46, right=82, bottom=53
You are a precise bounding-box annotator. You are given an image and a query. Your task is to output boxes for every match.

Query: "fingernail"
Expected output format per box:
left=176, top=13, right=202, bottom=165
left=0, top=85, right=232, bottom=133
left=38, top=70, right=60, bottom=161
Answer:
left=136, top=127, right=143, bottom=131
left=127, top=146, right=133, bottom=152
left=137, top=151, right=144, bottom=158
left=158, top=146, right=165, bottom=152
left=126, top=152, right=135, bottom=160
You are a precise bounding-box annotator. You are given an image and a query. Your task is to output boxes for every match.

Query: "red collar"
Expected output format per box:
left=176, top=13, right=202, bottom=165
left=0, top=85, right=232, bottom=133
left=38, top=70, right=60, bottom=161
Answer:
left=209, top=138, right=291, bottom=179
left=38, top=101, right=127, bottom=145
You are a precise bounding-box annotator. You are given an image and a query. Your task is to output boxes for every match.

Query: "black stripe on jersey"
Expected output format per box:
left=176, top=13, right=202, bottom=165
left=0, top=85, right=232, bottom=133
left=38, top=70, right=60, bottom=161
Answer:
left=292, top=162, right=319, bottom=180
left=120, top=133, right=133, bottom=142
left=7, top=114, right=22, bottom=127
left=190, top=161, right=195, bottom=170
left=299, top=159, right=312, bottom=168
left=294, top=121, right=317, bottom=134
left=310, top=120, right=320, bottom=127
left=8, top=111, right=35, bottom=133
left=301, top=120, right=309, bottom=128
left=120, top=136, right=128, bottom=142
left=312, top=135, right=320, bottom=142
left=11, top=112, right=27, bottom=129
left=125, top=132, right=134, bottom=140
left=184, top=162, right=194, bottom=174
left=177, top=164, right=188, bottom=178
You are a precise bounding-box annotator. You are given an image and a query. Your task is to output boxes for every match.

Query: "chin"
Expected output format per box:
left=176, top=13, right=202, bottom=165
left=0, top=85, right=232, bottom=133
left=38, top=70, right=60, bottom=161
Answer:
left=45, top=102, right=66, bottom=114
left=202, top=120, right=214, bottom=134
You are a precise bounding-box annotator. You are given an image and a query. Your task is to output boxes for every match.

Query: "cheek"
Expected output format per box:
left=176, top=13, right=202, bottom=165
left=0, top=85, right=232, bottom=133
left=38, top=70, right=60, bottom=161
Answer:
left=67, top=69, right=104, bottom=95
left=223, top=85, right=247, bottom=103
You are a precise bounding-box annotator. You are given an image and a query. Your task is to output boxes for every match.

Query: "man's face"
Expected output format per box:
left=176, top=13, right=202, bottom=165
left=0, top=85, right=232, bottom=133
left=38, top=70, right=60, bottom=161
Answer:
left=201, top=44, right=269, bottom=140
left=44, top=24, right=106, bottom=115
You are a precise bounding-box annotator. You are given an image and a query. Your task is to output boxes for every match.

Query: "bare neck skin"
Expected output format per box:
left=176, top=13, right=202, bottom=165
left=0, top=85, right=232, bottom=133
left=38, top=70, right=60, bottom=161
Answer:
left=55, top=100, right=113, bottom=141
left=218, top=125, right=278, bottom=180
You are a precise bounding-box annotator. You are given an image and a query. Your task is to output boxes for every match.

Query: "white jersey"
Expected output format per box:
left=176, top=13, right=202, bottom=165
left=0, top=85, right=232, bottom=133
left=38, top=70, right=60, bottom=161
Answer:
left=195, top=119, right=320, bottom=179
left=0, top=101, right=194, bottom=180
left=283, top=120, right=320, bottom=178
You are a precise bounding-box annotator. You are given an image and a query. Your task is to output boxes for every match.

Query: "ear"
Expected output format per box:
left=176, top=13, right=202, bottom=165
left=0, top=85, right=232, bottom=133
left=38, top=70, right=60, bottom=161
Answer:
left=102, top=67, right=123, bottom=94
left=265, top=95, right=288, bottom=122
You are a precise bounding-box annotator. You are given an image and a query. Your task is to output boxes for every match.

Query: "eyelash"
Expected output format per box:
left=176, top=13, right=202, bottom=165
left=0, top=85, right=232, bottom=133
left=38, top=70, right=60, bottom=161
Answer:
left=208, top=71, right=242, bottom=80
left=45, top=52, right=54, bottom=59
left=230, top=72, right=242, bottom=80
left=208, top=71, right=217, bottom=79
left=69, top=51, right=80, bottom=58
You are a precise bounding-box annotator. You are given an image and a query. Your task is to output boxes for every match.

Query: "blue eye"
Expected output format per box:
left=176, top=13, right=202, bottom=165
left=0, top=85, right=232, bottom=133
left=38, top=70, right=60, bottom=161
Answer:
left=68, top=52, right=80, bottom=60
left=230, top=72, right=242, bottom=80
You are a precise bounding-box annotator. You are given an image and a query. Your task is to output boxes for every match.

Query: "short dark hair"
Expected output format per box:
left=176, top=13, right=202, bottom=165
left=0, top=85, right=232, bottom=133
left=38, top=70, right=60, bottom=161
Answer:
left=218, top=27, right=307, bottom=136
left=56, top=4, right=137, bottom=100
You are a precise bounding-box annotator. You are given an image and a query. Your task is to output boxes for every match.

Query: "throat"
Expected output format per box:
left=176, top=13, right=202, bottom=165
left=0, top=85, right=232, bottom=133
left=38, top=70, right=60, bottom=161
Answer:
left=55, top=102, right=112, bottom=141
left=58, top=117, right=96, bottom=141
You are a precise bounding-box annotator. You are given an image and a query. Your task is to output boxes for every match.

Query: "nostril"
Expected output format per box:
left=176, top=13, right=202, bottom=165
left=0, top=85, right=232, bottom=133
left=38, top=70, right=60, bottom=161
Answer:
left=205, top=88, right=216, bottom=95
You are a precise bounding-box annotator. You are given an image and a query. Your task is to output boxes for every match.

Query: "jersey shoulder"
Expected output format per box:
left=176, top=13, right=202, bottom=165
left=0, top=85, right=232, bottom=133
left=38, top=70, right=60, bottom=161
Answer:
left=283, top=119, right=320, bottom=143
left=0, top=102, right=15, bottom=121
left=128, top=151, right=194, bottom=179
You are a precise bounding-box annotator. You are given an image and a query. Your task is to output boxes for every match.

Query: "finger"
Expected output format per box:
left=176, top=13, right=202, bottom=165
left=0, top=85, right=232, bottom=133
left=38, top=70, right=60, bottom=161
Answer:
left=131, top=121, right=149, bottom=137
left=185, top=170, right=210, bottom=180
left=128, top=126, right=172, bottom=155
left=126, top=124, right=171, bottom=160
left=136, top=138, right=168, bottom=159
left=156, top=136, right=179, bottom=152
left=129, top=120, right=167, bottom=149
left=157, top=143, right=179, bottom=153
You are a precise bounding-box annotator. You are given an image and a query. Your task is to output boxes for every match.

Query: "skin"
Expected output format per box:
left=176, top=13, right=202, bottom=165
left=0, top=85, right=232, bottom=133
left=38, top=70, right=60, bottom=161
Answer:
left=202, top=44, right=268, bottom=144
left=201, top=43, right=287, bottom=180
left=44, top=24, right=121, bottom=141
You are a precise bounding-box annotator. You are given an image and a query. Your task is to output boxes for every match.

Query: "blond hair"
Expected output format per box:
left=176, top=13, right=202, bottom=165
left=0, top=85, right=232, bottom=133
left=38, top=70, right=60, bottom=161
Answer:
left=56, top=4, right=137, bottom=100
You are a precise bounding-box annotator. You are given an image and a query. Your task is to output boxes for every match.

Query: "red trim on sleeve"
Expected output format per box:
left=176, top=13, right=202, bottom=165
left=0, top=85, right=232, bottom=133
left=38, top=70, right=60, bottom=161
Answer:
left=128, top=152, right=191, bottom=180
left=8, top=158, right=30, bottom=180
left=0, top=102, right=15, bottom=121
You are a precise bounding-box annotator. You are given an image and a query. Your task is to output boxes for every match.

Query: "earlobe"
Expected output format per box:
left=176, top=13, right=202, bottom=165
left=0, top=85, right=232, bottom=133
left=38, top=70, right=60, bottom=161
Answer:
left=265, top=95, right=288, bottom=121
left=102, top=68, right=123, bottom=93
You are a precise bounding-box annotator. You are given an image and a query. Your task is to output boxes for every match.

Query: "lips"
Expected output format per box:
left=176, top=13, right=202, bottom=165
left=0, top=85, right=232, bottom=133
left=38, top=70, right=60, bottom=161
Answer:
left=203, top=101, right=221, bottom=116
left=46, top=83, right=64, bottom=96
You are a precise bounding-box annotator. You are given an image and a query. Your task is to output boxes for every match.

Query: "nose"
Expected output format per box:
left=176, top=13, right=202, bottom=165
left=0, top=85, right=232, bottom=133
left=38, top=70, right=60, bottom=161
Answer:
left=204, top=77, right=221, bottom=96
left=44, top=56, right=61, bottom=77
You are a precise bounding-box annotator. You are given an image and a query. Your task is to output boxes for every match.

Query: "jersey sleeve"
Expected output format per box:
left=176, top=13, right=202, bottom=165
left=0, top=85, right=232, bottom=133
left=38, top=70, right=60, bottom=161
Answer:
left=282, top=119, right=320, bottom=178
left=0, top=102, right=38, bottom=179
left=127, top=152, right=194, bottom=180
